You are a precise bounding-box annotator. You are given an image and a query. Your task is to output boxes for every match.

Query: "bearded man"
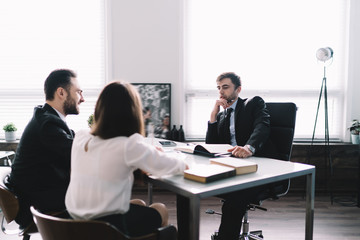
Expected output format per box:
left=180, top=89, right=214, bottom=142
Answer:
left=7, top=69, right=84, bottom=229
left=177, top=72, right=278, bottom=240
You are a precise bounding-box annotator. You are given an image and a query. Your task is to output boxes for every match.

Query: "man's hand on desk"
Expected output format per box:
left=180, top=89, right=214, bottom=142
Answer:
left=228, top=145, right=253, bottom=158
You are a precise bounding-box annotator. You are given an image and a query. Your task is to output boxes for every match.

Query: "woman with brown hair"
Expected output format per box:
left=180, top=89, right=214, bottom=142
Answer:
left=65, top=81, right=187, bottom=237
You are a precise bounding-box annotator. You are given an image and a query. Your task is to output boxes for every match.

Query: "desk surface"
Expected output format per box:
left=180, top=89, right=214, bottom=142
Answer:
left=147, top=140, right=316, bottom=240
left=0, top=151, right=15, bottom=166
left=0, top=151, right=15, bottom=158
left=150, top=150, right=315, bottom=199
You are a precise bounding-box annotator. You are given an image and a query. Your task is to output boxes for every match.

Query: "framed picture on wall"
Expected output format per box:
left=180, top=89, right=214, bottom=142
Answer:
left=132, top=83, right=171, bottom=139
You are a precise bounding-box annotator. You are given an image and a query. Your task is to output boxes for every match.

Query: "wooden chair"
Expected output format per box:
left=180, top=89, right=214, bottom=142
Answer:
left=0, top=166, right=37, bottom=240
left=31, top=206, right=178, bottom=240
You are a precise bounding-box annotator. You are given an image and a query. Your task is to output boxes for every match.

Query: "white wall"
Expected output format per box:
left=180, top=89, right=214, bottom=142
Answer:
left=110, top=0, right=360, bottom=140
left=110, top=0, right=184, bottom=126
left=345, top=0, right=360, bottom=140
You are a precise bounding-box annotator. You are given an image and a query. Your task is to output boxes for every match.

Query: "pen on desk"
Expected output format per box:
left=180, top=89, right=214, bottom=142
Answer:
left=213, top=152, right=232, bottom=157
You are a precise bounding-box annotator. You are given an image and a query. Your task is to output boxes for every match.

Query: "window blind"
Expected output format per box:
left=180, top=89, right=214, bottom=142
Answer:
left=0, top=0, right=106, bottom=139
left=184, top=0, right=348, bottom=140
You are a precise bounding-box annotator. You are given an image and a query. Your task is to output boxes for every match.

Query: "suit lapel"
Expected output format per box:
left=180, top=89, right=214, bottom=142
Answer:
left=234, top=98, right=246, bottom=141
left=234, top=97, right=245, bottom=123
left=43, top=104, right=73, bottom=138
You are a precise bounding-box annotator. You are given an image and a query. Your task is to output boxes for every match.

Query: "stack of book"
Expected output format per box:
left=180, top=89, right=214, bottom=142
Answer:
left=182, top=145, right=258, bottom=183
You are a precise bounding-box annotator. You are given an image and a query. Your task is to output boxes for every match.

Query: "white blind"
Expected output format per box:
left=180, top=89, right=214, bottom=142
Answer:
left=184, top=0, right=348, bottom=140
left=0, top=0, right=105, bottom=139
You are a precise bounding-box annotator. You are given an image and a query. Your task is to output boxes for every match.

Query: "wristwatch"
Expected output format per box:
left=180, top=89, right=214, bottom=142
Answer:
left=245, top=145, right=255, bottom=154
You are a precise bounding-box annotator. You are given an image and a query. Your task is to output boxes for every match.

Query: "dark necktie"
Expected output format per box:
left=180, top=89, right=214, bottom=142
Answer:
left=224, top=108, right=233, bottom=144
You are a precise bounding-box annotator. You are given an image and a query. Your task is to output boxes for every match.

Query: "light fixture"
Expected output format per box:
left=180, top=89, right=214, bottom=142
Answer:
left=316, top=47, right=334, bottom=62
left=310, top=47, right=334, bottom=203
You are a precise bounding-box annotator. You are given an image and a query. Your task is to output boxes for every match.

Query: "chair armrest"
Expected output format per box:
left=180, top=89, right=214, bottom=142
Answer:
left=157, top=224, right=177, bottom=240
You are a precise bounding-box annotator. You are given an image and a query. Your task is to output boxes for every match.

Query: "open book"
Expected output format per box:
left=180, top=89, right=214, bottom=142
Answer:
left=175, top=144, right=233, bottom=158
left=210, top=157, right=258, bottom=175
left=184, top=164, right=236, bottom=183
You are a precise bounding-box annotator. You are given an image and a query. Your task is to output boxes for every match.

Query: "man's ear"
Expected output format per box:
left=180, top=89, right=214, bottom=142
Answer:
left=236, top=86, right=242, bottom=95
left=55, top=87, right=67, bottom=100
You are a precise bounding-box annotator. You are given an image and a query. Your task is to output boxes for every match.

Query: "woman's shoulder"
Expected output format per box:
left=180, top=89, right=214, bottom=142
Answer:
left=75, top=129, right=91, bottom=136
left=128, top=133, right=143, bottom=140
left=126, top=133, right=147, bottom=146
left=125, top=133, right=154, bottom=150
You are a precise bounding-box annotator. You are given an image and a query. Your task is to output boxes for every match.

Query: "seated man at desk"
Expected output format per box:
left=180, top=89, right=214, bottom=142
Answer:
left=6, top=69, right=84, bottom=229
left=177, top=72, right=277, bottom=240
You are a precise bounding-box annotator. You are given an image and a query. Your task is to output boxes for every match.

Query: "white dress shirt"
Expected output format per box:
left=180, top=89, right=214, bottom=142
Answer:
left=228, top=99, right=238, bottom=146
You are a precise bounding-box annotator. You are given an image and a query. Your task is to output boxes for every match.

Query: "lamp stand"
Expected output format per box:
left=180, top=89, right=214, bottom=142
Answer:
left=308, top=65, right=333, bottom=204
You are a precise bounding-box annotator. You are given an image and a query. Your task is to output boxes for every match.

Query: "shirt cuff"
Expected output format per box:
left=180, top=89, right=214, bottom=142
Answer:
left=245, top=144, right=255, bottom=154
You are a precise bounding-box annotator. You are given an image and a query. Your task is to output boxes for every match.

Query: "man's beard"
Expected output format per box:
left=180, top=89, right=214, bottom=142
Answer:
left=63, top=95, right=79, bottom=115
left=226, top=93, right=238, bottom=103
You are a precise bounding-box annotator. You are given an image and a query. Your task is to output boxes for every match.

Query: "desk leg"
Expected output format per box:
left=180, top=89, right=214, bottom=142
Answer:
left=147, top=183, right=153, bottom=205
left=305, top=171, right=315, bottom=240
left=189, top=196, right=201, bottom=240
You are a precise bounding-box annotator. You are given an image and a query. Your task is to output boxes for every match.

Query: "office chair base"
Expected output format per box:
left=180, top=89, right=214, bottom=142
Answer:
left=210, top=231, right=263, bottom=240
left=239, top=231, right=263, bottom=240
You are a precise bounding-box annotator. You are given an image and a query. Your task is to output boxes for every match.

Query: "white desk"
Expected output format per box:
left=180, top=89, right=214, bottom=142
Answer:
left=0, top=151, right=15, bottom=166
left=147, top=147, right=315, bottom=240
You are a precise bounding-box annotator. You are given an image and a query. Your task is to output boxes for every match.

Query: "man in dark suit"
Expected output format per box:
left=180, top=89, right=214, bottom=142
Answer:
left=206, top=72, right=272, bottom=158
left=177, top=72, right=275, bottom=240
left=7, top=69, right=84, bottom=229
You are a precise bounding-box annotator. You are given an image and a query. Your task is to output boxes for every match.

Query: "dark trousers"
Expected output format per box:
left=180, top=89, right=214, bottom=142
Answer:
left=96, top=203, right=162, bottom=237
left=176, top=185, right=268, bottom=240
left=16, top=188, right=67, bottom=229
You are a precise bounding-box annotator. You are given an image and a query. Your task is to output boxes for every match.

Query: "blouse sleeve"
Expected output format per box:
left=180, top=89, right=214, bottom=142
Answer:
left=124, top=134, right=187, bottom=177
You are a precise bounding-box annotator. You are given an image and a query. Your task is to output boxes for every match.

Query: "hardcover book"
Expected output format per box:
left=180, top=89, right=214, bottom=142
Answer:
left=175, top=144, right=233, bottom=158
left=209, top=157, right=258, bottom=175
left=184, top=164, right=236, bottom=183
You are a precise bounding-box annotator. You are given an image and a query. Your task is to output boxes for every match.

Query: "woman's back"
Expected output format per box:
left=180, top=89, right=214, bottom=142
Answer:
left=65, top=130, right=186, bottom=220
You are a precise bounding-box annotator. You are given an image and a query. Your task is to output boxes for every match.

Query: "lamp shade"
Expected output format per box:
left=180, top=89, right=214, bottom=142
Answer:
left=316, top=47, right=333, bottom=62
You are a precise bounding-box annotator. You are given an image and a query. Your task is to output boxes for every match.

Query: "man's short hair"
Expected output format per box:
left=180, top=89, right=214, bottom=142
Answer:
left=216, top=72, right=241, bottom=89
left=44, top=69, right=77, bottom=100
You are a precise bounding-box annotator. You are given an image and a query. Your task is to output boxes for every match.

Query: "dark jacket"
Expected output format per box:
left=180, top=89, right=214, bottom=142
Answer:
left=7, top=103, right=74, bottom=227
left=206, top=96, right=275, bottom=157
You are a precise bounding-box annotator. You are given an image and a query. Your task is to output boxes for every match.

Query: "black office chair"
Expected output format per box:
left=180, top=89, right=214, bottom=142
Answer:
left=208, top=102, right=297, bottom=240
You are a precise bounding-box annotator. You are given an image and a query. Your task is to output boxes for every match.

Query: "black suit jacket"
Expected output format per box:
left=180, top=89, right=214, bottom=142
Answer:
left=7, top=103, right=74, bottom=227
left=206, top=96, right=275, bottom=156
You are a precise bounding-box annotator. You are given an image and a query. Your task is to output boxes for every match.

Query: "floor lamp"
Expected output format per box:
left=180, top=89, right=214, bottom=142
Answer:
left=310, top=47, right=334, bottom=203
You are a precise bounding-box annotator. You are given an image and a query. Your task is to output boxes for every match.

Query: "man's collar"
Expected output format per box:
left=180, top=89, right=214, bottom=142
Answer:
left=229, top=98, right=239, bottom=111
left=51, top=106, right=67, bottom=123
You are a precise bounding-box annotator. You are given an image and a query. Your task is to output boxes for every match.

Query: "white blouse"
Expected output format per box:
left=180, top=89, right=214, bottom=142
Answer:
left=65, top=130, right=186, bottom=220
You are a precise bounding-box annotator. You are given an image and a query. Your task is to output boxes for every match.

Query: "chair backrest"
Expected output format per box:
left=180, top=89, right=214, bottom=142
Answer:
left=0, top=167, right=19, bottom=223
left=258, top=102, right=297, bottom=199
left=266, top=102, right=297, bottom=162
left=30, top=207, right=161, bottom=240
left=0, top=167, right=37, bottom=239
